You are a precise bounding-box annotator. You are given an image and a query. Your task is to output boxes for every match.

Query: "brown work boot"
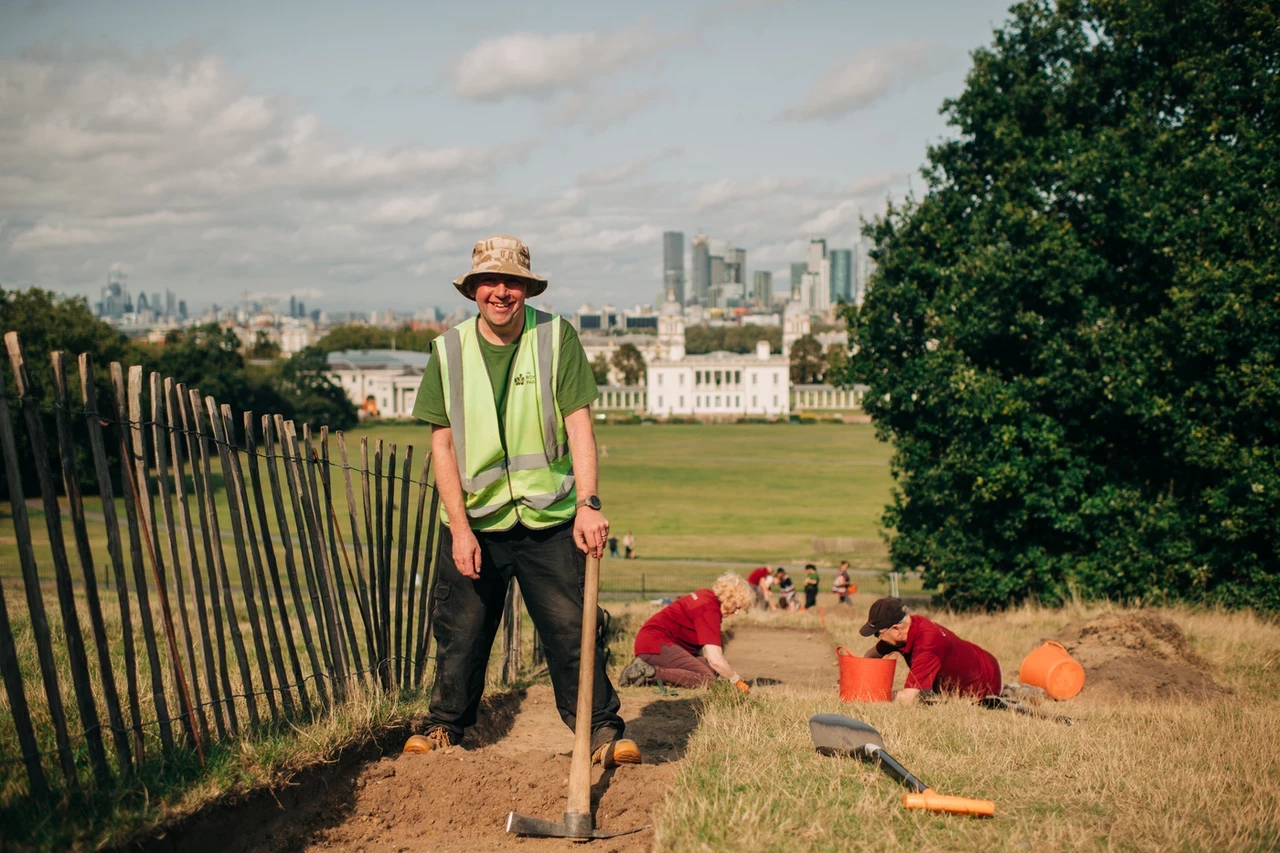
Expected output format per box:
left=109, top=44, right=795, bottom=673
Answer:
left=591, top=738, right=642, bottom=768
left=403, top=727, right=455, bottom=754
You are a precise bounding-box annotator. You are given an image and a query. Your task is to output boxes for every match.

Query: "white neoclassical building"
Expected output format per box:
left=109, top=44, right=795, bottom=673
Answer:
left=327, top=349, right=432, bottom=418
left=645, top=298, right=791, bottom=418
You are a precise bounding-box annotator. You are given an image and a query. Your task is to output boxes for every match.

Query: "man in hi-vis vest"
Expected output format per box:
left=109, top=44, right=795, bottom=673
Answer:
left=409, top=234, right=639, bottom=768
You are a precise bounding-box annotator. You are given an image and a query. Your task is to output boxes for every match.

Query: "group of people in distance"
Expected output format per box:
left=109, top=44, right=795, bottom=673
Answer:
left=744, top=561, right=856, bottom=611
left=621, top=569, right=1002, bottom=705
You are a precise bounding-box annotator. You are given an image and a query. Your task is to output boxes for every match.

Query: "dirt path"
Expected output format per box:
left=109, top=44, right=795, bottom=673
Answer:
left=727, top=624, right=840, bottom=693
left=229, top=627, right=834, bottom=853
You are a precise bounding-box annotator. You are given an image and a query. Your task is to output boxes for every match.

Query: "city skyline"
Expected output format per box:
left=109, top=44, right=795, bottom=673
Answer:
left=1, top=0, right=1016, bottom=311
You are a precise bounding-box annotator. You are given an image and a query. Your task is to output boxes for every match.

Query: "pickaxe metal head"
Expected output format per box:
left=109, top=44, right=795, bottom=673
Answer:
left=506, top=809, right=648, bottom=839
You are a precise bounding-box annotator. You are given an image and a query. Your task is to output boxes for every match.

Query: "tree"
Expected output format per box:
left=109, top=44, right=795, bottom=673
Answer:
left=274, top=346, right=358, bottom=431
left=840, top=0, right=1280, bottom=610
left=789, top=335, right=825, bottom=384
left=392, top=325, right=438, bottom=353
left=611, top=344, right=646, bottom=385
left=590, top=353, right=611, bottom=385
left=0, top=286, right=133, bottom=498
left=685, top=325, right=781, bottom=354
left=247, top=330, right=281, bottom=359
left=315, top=324, right=391, bottom=352
left=824, top=344, right=848, bottom=384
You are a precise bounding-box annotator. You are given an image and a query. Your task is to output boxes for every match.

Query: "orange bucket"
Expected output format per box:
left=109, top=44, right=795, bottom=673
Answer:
left=1019, top=640, right=1085, bottom=700
left=836, top=647, right=895, bottom=702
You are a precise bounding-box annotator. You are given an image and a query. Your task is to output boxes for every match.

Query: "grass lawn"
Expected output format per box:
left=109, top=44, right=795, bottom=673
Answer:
left=615, top=601, right=1280, bottom=852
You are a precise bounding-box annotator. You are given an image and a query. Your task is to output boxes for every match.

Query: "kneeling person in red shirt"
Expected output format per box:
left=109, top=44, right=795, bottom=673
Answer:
left=619, top=573, right=754, bottom=692
left=860, top=597, right=1002, bottom=702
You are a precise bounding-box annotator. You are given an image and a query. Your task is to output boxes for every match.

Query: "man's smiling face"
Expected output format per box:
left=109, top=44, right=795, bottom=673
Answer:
left=472, top=274, right=529, bottom=334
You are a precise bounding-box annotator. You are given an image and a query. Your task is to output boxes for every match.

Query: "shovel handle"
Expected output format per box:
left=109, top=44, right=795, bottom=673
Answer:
left=566, top=553, right=601, bottom=818
left=903, top=788, right=995, bottom=817
left=867, top=746, right=928, bottom=793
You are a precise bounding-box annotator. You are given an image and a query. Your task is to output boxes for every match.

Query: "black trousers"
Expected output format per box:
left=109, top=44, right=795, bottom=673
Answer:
left=427, top=520, right=624, bottom=749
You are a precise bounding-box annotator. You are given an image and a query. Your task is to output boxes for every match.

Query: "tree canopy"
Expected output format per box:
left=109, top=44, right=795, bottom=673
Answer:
left=839, top=0, right=1280, bottom=610
left=685, top=325, right=781, bottom=355
left=611, top=344, right=647, bottom=385
left=315, top=324, right=437, bottom=353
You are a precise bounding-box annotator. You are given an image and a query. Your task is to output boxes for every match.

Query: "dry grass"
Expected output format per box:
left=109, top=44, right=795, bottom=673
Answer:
left=652, top=602, right=1280, bottom=852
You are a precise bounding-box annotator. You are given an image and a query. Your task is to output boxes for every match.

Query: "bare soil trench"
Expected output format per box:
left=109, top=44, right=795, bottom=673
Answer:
left=123, top=627, right=836, bottom=853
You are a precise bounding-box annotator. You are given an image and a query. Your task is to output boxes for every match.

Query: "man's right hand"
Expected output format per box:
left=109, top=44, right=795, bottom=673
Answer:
left=451, top=526, right=483, bottom=579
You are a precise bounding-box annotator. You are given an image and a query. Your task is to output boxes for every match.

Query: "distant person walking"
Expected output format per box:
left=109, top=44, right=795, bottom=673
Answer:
left=803, top=564, right=820, bottom=610
left=608, top=535, right=620, bottom=558
left=623, top=530, right=636, bottom=559
left=619, top=573, right=754, bottom=691
left=833, top=561, right=854, bottom=605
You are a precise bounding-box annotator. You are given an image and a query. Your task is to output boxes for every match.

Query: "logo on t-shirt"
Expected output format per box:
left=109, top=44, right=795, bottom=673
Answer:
left=513, top=371, right=536, bottom=386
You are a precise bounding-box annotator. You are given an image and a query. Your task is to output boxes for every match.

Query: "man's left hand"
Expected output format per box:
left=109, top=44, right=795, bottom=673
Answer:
left=574, top=508, right=609, bottom=558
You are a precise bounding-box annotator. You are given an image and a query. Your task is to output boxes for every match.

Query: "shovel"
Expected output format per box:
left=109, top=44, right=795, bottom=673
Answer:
left=506, top=553, right=648, bottom=840
left=808, top=714, right=995, bottom=817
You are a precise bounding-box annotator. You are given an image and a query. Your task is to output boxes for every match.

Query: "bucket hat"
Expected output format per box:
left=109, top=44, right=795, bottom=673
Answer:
left=452, top=234, right=548, bottom=300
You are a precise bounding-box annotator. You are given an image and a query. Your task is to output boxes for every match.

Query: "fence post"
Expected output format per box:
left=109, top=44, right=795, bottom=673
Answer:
left=336, top=432, right=377, bottom=681
left=116, top=364, right=177, bottom=751
left=262, top=415, right=324, bottom=712
left=889, top=572, right=900, bottom=598
left=403, top=451, right=430, bottom=688
left=317, top=428, right=365, bottom=690
left=393, top=447, right=413, bottom=690
left=178, top=386, right=238, bottom=735
left=150, top=372, right=208, bottom=741
left=52, top=352, right=132, bottom=775
left=80, top=354, right=146, bottom=760
left=6, top=333, right=111, bottom=786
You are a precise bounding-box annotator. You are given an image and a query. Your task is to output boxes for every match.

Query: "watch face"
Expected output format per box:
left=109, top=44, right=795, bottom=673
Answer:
left=586, top=495, right=602, bottom=510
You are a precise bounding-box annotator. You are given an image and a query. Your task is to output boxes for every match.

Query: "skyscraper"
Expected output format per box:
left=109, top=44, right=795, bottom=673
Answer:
left=691, top=234, right=711, bottom=304
left=790, top=262, right=807, bottom=299
left=165, top=289, right=176, bottom=318
left=829, top=249, right=852, bottom=303
left=807, top=238, right=831, bottom=311
left=662, top=231, right=685, bottom=305
left=723, top=246, right=745, bottom=284
left=289, top=295, right=298, bottom=318
left=752, top=270, right=772, bottom=306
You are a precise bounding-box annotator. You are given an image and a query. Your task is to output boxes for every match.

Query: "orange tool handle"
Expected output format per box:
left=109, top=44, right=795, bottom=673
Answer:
left=902, top=788, right=995, bottom=817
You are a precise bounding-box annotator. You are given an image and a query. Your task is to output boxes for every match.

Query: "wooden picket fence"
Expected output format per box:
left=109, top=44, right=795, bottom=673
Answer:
left=0, top=331, right=527, bottom=804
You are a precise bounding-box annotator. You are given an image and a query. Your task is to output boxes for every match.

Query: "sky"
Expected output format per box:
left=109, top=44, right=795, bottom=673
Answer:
left=0, top=0, right=1017, bottom=315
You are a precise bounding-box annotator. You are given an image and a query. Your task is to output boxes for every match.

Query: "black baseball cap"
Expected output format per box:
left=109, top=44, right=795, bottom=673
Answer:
left=859, top=597, right=907, bottom=637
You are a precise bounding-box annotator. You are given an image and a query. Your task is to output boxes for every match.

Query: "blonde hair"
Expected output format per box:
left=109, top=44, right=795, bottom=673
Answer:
left=712, top=572, right=754, bottom=616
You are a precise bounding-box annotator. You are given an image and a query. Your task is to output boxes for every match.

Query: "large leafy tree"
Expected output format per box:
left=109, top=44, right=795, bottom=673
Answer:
left=789, top=335, right=825, bottom=384
left=840, top=0, right=1280, bottom=610
left=275, top=347, right=358, bottom=431
left=0, top=286, right=133, bottom=498
left=611, top=344, right=647, bottom=385
left=316, top=323, right=437, bottom=353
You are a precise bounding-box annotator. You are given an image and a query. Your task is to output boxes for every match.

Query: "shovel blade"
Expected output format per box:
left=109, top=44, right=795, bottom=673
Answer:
left=809, top=713, right=884, bottom=757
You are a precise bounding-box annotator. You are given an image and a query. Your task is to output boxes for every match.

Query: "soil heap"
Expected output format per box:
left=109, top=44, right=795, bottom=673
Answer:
left=1054, top=611, right=1227, bottom=702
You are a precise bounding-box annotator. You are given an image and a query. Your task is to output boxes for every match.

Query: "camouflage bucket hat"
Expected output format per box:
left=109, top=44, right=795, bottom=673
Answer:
left=452, top=234, right=548, bottom=300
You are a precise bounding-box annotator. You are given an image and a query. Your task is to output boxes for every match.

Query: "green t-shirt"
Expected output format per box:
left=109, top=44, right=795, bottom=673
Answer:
left=411, top=318, right=599, bottom=433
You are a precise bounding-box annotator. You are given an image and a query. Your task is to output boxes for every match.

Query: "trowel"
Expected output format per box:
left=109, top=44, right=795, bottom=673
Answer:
left=808, top=713, right=995, bottom=817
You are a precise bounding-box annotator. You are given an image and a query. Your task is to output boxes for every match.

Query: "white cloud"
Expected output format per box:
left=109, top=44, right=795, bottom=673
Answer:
left=546, top=86, right=662, bottom=134
left=689, top=176, right=811, bottom=213
left=452, top=28, right=663, bottom=101
left=782, top=43, right=949, bottom=121
left=365, top=194, right=444, bottom=226
left=546, top=187, right=588, bottom=216
left=577, top=146, right=682, bottom=187
left=0, top=46, right=534, bottom=300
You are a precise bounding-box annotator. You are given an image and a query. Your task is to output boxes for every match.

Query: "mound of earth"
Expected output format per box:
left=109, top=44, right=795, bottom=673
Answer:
left=1054, top=611, right=1227, bottom=702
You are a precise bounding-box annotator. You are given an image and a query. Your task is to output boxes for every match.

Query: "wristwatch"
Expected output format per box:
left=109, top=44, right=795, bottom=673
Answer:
left=576, top=494, right=603, bottom=511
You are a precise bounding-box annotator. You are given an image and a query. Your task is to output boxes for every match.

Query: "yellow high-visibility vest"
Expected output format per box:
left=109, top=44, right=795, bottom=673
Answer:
left=436, top=306, right=576, bottom=531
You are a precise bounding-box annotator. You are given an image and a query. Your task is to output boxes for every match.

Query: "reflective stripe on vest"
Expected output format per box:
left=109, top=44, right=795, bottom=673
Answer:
left=437, top=306, right=576, bottom=531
